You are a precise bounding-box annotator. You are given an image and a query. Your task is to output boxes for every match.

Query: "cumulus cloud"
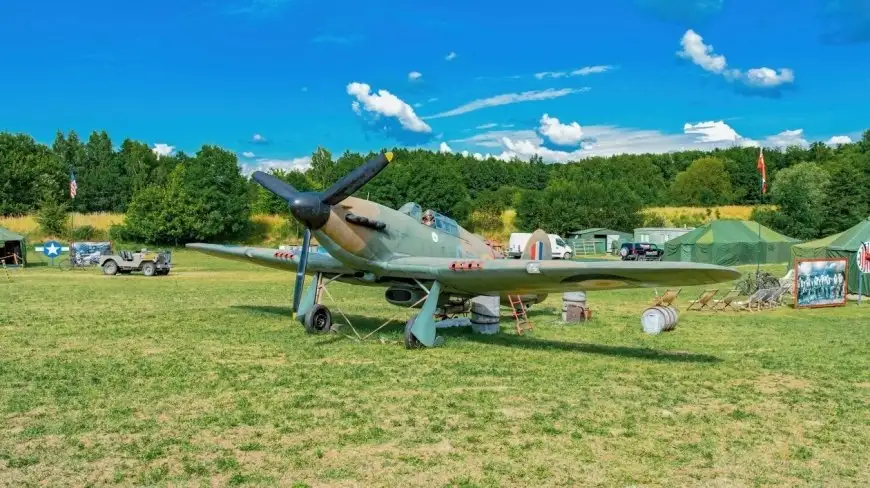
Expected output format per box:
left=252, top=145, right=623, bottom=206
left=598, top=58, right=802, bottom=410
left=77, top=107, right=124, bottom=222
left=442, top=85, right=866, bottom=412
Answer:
left=445, top=52, right=457, bottom=61
left=678, top=29, right=795, bottom=89
left=763, top=129, right=808, bottom=148
left=241, top=151, right=256, bottom=158
left=346, top=82, right=432, bottom=133
left=243, top=156, right=312, bottom=175
left=439, top=142, right=452, bottom=153
left=826, top=135, right=853, bottom=146
left=534, top=65, right=614, bottom=79
left=252, top=133, right=267, bottom=143
left=408, top=71, right=423, bottom=81
left=682, top=120, right=757, bottom=146
left=538, top=114, right=584, bottom=146
left=424, top=87, right=589, bottom=120
left=152, top=143, right=174, bottom=157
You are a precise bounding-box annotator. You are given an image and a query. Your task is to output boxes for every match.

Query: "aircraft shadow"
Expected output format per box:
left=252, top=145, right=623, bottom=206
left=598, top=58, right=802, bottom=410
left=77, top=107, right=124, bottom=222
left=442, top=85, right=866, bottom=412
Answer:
left=230, top=305, right=720, bottom=363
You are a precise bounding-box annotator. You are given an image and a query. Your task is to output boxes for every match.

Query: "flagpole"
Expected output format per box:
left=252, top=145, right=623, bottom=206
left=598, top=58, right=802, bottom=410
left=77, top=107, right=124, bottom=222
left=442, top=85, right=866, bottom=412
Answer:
left=756, top=148, right=765, bottom=276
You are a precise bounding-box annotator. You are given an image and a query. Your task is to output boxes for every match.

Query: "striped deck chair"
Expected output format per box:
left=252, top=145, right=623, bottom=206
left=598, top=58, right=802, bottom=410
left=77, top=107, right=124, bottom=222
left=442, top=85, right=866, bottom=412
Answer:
left=710, top=289, right=740, bottom=312
left=686, top=289, right=719, bottom=311
left=651, top=288, right=681, bottom=307
left=762, top=286, right=789, bottom=308
left=734, top=288, right=775, bottom=312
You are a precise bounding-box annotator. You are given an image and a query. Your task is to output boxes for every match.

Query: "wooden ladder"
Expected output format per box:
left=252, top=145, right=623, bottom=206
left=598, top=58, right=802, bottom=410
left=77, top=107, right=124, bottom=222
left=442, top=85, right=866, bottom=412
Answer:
left=1, top=260, right=11, bottom=283
left=507, top=295, right=533, bottom=335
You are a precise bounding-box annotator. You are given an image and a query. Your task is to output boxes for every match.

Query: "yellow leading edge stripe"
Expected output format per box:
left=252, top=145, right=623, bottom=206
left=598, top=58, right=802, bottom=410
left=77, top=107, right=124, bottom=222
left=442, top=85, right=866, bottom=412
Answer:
left=385, top=151, right=394, bottom=162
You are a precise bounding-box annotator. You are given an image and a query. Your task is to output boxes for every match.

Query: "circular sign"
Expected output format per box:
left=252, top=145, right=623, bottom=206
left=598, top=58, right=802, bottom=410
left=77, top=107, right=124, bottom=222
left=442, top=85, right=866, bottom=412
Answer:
left=431, top=231, right=439, bottom=243
left=858, top=241, right=870, bottom=273
left=42, top=240, right=63, bottom=258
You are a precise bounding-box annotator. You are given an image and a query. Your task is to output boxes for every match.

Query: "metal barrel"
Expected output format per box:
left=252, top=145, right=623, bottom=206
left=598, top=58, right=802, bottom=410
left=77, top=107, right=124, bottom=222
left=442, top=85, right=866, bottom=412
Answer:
left=640, top=306, right=679, bottom=335
left=471, top=296, right=501, bottom=334
left=562, top=292, right=587, bottom=321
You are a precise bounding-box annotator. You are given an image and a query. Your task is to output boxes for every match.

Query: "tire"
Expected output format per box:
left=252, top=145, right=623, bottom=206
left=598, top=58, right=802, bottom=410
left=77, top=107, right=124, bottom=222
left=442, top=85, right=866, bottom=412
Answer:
left=619, top=247, right=629, bottom=258
left=102, top=260, right=118, bottom=276
left=142, top=262, right=156, bottom=277
left=404, top=315, right=423, bottom=349
left=58, top=260, right=72, bottom=271
left=303, top=304, right=332, bottom=334
left=563, top=252, right=572, bottom=260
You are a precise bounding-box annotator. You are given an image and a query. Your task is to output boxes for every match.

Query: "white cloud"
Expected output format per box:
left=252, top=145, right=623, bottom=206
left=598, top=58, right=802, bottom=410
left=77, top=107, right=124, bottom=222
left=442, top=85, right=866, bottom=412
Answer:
left=451, top=129, right=542, bottom=148
left=439, top=142, right=453, bottom=153
left=476, top=123, right=498, bottom=130
left=346, top=82, right=432, bottom=133
left=427, top=97, right=439, bottom=102
left=241, top=151, right=256, bottom=158
left=538, top=114, right=584, bottom=146
left=252, top=133, right=267, bottom=143
left=408, top=71, right=423, bottom=81
left=152, top=143, right=174, bottom=157
left=424, top=87, right=589, bottom=120
left=763, top=129, right=808, bottom=148
left=534, top=65, right=613, bottom=79
left=678, top=29, right=795, bottom=89
left=445, top=52, right=457, bottom=61
left=244, top=156, right=312, bottom=175
left=826, top=135, right=853, bottom=146
left=682, top=120, right=757, bottom=146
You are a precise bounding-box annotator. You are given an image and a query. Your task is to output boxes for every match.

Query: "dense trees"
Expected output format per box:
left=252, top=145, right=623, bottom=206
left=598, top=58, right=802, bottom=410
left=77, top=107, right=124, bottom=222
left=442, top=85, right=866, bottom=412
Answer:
left=1, top=128, right=869, bottom=244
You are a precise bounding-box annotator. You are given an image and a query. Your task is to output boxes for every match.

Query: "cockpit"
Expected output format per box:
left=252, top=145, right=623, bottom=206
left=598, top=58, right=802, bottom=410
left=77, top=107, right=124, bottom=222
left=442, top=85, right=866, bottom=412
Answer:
left=398, top=202, right=460, bottom=237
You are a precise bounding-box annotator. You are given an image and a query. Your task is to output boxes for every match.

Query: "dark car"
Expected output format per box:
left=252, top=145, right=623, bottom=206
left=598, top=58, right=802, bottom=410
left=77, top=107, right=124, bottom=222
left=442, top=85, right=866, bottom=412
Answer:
left=619, top=242, right=663, bottom=261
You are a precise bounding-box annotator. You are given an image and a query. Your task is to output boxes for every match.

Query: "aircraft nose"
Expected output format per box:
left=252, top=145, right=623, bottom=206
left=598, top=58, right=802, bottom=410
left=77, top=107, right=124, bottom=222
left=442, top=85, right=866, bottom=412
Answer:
left=289, top=192, right=331, bottom=230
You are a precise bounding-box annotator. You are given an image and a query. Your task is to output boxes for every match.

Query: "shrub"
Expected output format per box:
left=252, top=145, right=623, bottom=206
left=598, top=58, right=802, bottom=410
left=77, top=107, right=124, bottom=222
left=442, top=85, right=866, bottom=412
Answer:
left=35, top=198, right=69, bottom=237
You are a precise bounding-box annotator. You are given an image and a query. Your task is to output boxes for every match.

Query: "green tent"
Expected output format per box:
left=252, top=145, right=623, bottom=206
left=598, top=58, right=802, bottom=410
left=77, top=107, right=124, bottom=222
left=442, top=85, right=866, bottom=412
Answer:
left=0, top=226, right=26, bottom=267
left=663, top=220, right=799, bottom=266
left=791, top=217, right=870, bottom=296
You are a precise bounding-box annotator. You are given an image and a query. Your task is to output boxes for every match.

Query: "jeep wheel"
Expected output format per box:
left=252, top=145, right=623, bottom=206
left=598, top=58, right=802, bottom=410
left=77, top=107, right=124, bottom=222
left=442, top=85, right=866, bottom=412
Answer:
left=102, top=260, right=118, bottom=275
left=142, top=262, right=156, bottom=277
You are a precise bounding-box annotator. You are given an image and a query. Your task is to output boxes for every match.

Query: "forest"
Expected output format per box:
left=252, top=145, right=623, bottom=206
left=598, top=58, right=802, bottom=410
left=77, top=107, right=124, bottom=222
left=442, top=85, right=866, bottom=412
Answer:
left=1, top=129, right=869, bottom=244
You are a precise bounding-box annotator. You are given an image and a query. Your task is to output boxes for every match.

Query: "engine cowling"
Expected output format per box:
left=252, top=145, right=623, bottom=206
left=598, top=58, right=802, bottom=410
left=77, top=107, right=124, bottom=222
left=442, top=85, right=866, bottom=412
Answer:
left=384, top=285, right=429, bottom=308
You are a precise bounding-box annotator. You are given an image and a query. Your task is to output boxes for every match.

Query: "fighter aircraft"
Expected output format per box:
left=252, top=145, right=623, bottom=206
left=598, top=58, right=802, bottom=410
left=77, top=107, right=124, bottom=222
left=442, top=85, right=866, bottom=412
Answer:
left=188, top=151, right=741, bottom=349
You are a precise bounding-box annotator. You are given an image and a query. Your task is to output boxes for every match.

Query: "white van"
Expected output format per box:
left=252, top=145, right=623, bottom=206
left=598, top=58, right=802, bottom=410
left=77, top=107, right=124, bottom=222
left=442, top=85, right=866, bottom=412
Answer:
left=506, top=233, right=573, bottom=259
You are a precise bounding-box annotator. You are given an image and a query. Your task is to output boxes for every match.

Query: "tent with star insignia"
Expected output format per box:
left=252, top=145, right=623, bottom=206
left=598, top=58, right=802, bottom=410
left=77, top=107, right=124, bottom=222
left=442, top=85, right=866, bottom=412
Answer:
left=0, top=226, right=26, bottom=267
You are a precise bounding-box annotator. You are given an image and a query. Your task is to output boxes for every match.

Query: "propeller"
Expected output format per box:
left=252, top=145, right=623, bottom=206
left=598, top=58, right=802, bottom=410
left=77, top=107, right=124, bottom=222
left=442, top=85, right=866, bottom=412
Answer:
left=252, top=151, right=393, bottom=312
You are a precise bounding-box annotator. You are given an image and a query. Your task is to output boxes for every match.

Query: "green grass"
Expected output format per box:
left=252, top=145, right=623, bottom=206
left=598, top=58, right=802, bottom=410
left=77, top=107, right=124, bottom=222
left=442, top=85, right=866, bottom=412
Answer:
left=1, top=251, right=869, bottom=487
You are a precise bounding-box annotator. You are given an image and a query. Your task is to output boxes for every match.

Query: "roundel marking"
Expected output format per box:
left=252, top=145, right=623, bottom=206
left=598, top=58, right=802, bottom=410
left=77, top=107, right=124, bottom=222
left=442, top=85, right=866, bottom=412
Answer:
left=431, top=231, right=439, bottom=243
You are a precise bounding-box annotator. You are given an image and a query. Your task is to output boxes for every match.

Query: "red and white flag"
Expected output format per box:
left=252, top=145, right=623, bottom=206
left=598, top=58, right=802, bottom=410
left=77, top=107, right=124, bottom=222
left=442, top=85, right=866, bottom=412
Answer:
left=756, top=148, right=767, bottom=195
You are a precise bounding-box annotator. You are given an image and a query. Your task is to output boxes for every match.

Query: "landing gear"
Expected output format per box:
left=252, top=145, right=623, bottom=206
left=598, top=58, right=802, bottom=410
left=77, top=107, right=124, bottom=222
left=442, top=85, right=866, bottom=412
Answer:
left=304, top=304, right=333, bottom=334
left=404, top=314, right=423, bottom=349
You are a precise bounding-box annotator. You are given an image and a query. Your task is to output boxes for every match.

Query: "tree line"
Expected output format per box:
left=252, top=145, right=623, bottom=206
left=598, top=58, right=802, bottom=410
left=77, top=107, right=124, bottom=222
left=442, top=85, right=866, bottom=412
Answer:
left=1, top=129, right=868, bottom=244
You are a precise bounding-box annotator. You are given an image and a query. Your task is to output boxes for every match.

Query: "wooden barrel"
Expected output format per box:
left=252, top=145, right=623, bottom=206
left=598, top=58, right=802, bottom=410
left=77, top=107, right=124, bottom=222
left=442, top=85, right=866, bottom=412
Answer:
left=562, top=292, right=588, bottom=322
left=640, top=306, right=679, bottom=335
left=471, top=296, right=500, bottom=334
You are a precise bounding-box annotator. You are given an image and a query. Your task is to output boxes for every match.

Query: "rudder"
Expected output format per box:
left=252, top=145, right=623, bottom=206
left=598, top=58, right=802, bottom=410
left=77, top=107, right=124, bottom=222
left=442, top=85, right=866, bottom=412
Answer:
left=521, top=229, right=552, bottom=260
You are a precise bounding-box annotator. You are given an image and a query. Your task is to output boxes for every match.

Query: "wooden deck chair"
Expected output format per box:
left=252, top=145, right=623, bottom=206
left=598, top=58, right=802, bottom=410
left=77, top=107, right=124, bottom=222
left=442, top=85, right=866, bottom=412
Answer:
left=710, top=289, right=739, bottom=311
left=651, top=288, right=681, bottom=307
left=763, top=286, right=789, bottom=308
left=686, top=289, right=719, bottom=311
left=734, top=288, right=773, bottom=312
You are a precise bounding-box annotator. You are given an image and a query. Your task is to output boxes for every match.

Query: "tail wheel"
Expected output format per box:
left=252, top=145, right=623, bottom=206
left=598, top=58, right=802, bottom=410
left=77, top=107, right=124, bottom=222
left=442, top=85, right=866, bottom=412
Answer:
left=404, top=315, right=423, bottom=349
left=304, top=304, right=333, bottom=334
left=102, top=260, right=118, bottom=275
left=142, top=262, right=156, bottom=276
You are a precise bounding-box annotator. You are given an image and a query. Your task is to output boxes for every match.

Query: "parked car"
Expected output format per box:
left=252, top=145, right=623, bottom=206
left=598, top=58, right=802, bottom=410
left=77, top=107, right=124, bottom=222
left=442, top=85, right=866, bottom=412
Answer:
left=618, top=242, right=663, bottom=261
left=506, top=233, right=573, bottom=259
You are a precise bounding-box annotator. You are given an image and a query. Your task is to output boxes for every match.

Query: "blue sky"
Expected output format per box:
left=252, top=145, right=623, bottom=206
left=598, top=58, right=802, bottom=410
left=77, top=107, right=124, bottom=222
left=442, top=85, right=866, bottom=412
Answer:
left=1, top=0, right=868, bottom=171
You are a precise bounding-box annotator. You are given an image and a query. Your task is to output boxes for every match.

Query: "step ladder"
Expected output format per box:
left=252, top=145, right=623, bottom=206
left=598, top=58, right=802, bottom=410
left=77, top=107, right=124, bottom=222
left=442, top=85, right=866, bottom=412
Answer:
left=507, top=295, right=533, bottom=335
left=2, top=260, right=12, bottom=283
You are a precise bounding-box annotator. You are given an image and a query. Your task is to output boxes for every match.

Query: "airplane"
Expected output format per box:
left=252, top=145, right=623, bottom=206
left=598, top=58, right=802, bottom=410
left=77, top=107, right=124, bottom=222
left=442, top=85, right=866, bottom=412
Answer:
left=187, top=151, right=742, bottom=349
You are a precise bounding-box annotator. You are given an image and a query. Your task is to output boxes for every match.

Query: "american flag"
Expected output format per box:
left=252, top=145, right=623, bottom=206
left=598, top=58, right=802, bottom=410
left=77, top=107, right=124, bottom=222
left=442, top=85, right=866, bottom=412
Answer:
left=69, top=170, right=77, bottom=199
left=756, top=148, right=767, bottom=195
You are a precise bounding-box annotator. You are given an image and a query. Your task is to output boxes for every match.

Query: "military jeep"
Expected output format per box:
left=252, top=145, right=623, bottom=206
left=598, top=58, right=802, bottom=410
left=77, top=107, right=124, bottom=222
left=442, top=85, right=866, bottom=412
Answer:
left=99, top=249, right=172, bottom=276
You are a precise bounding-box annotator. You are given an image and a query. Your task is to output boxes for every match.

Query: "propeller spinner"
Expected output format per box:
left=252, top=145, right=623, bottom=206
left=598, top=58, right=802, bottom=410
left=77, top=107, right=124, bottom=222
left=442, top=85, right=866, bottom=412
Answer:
left=251, top=151, right=393, bottom=311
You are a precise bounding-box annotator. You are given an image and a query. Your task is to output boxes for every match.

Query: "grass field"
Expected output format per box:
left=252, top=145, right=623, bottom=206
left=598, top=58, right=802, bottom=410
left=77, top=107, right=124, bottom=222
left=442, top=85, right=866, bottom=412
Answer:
left=2, top=251, right=868, bottom=487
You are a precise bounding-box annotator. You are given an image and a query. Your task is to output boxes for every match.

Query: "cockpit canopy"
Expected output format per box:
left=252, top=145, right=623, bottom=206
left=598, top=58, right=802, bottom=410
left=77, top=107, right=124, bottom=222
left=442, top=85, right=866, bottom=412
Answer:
left=398, top=202, right=460, bottom=237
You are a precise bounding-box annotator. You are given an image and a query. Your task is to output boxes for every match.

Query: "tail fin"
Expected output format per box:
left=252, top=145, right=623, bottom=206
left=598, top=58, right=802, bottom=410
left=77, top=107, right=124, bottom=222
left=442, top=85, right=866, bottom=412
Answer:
left=521, top=229, right=552, bottom=260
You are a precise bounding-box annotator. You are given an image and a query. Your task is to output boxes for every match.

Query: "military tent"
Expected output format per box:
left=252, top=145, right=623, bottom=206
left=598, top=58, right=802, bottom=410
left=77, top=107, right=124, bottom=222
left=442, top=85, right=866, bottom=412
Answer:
left=790, top=217, right=870, bottom=296
left=663, top=220, right=799, bottom=266
left=0, top=226, right=26, bottom=267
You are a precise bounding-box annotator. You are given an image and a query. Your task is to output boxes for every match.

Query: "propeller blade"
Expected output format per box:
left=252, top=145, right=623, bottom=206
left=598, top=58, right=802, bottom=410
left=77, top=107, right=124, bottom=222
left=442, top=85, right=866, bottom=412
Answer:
left=321, top=151, right=393, bottom=205
left=252, top=171, right=300, bottom=202
left=293, top=228, right=312, bottom=312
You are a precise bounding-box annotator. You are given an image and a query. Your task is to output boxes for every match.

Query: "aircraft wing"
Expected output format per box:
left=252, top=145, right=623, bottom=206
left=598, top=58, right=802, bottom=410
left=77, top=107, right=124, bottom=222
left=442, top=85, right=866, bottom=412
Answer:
left=185, top=243, right=357, bottom=275
left=378, top=257, right=742, bottom=295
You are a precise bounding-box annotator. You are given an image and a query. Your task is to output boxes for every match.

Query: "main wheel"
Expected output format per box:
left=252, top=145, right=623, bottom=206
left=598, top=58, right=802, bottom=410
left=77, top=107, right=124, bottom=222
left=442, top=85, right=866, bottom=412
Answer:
left=404, top=315, right=423, bottom=349
left=303, top=304, right=332, bottom=334
left=142, top=262, right=156, bottom=276
left=102, top=260, right=118, bottom=275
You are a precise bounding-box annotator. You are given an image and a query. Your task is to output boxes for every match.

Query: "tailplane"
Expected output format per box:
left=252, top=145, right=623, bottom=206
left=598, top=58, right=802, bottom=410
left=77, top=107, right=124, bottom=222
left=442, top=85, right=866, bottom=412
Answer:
left=521, top=229, right=552, bottom=260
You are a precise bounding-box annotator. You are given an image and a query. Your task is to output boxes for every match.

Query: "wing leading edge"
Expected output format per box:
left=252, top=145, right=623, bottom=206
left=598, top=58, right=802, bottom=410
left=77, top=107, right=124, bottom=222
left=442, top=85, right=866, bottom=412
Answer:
left=378, top=257, right=742, bottom=295
left=186, top=243, right=357, bottom=275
